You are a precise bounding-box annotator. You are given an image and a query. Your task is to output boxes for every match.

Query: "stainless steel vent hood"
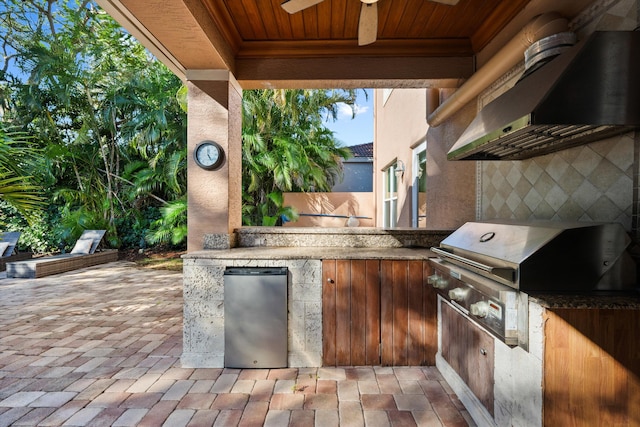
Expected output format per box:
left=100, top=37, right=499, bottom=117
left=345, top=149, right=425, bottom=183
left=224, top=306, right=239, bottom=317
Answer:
left=448, top=31, right=640, bottom=161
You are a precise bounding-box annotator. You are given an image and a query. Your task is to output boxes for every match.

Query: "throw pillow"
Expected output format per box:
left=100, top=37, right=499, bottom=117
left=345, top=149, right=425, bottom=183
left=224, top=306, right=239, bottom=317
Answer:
left=70, top=239, right=93, bottom=254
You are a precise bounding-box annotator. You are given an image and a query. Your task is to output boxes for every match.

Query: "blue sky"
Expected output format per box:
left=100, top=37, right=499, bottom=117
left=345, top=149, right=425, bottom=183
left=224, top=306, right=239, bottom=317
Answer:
left=325, top=88, right=373, bottom=147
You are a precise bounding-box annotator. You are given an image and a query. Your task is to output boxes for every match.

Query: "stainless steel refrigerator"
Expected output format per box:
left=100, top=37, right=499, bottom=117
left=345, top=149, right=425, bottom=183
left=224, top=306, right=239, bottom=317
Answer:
left=223, top=267, right=288, bottom=368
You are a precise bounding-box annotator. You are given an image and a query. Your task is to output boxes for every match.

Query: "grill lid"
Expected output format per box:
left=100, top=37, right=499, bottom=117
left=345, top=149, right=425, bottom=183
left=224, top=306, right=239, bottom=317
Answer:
left=433, top=221, right=636, bottom=292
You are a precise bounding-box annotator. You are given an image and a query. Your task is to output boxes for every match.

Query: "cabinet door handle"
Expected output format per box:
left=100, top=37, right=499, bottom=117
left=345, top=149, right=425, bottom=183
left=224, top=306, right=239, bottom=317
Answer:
left=480, top=348, right=487, bottom=356
left=327, top=278, right=335, bottom=284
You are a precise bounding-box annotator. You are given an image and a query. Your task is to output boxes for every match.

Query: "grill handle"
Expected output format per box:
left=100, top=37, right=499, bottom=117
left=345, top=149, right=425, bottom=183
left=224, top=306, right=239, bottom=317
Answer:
left=430, top=247, right=516, bottom=283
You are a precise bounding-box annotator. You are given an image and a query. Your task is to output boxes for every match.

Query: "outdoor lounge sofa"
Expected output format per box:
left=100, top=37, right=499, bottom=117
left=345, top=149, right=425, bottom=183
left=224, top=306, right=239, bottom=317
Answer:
left=0, top=232, right=32, bottom=272
left=6, top=230, right=117, bottom=278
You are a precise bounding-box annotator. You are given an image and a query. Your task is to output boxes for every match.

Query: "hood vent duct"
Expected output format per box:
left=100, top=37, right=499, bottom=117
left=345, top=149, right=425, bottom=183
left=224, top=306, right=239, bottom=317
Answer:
left=521, top=32, right=576, bottom=77
left=448, top=31, right=640, bottom=161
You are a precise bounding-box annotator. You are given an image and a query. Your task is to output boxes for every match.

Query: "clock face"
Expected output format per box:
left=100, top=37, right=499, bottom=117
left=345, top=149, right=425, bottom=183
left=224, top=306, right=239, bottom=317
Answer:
left=194, top=141, right=224, bottom=170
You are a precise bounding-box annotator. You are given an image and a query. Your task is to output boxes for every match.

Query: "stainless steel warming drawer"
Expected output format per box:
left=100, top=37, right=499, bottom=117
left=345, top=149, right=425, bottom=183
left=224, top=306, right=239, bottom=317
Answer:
left=224, top=267, right=288, bottom=368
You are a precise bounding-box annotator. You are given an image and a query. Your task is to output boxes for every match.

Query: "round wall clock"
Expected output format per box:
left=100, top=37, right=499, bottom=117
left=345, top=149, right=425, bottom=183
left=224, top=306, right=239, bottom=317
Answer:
left=194, top=140, right=225, bottom=170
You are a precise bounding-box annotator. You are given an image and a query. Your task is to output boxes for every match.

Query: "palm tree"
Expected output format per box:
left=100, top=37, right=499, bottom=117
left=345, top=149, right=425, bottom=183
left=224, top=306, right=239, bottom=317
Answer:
left=242, top=89, right=359, bottom=225
left=0, top=1, right=362, bottom=244
left=2, top=1, right=186, bottom=246
left=0, top=127, right=43, bottom=222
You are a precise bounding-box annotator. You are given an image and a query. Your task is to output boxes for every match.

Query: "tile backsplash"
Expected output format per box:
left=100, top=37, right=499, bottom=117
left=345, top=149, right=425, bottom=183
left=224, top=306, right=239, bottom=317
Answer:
left=481, top=132, right=635, bottom=230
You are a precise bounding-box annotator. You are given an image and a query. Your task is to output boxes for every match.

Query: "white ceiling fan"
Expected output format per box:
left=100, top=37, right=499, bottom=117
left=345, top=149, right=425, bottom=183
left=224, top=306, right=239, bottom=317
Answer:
left=281, top=0, right=460, bottom=46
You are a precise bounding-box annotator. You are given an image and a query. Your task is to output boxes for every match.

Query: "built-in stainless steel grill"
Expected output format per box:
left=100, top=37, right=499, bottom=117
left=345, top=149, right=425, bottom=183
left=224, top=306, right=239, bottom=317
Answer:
left=429, top=221, right=637, bottom=350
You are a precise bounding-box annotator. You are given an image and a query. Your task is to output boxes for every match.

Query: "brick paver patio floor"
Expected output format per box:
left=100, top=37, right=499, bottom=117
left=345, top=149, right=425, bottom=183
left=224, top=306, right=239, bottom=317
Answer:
left=0, top=261, right=474, bottom=426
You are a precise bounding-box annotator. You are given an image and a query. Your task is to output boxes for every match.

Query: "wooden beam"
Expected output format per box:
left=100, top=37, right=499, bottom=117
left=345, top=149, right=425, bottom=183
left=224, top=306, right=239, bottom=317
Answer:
left=235, top=56, right=473, bottom=89
left=117, top=0, right=235, bottom=71
left=236, top=38, right=473, bottom=59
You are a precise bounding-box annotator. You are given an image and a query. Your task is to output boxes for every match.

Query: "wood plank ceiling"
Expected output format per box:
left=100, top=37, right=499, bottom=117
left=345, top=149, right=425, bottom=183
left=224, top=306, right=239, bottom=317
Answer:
left=203, top=0, right=531, bottom=58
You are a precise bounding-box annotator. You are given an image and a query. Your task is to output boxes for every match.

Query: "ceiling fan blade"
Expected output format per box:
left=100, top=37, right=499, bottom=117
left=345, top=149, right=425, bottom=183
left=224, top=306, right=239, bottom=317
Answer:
left=281, top=0, right=325, bottom=14
left=429, top=0, right=460, bottom=4
left=358, top=2, right=378, bottom=46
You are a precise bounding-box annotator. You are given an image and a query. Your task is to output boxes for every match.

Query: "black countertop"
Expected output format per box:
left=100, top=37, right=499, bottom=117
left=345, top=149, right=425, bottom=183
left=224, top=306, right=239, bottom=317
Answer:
left=528, top=292, right=640, bottom=309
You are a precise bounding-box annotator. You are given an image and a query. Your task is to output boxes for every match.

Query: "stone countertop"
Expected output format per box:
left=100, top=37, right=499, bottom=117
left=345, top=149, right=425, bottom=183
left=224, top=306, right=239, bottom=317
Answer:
left=229, top=227, right=453, bottom=251
left=528, top=293, right=640, bottom=309
left=183, top=247, right=640, bottom=309
left=237, top=226, right=452, bottom=235
left=183, top=246, right=435, bottom=260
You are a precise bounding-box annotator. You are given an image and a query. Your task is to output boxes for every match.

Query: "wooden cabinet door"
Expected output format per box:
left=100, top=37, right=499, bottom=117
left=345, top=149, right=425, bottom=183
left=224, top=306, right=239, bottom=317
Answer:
left=544, top=309, right=640, bottom=426
left=467, top=319, right=494, bottom=414
left=441, top=301, right=494, bottom=415
left=380, top=260, right=437, bottom=366
left=322, top=259, right=380, bottom=366
left=322, top=259, right=437, bottom=367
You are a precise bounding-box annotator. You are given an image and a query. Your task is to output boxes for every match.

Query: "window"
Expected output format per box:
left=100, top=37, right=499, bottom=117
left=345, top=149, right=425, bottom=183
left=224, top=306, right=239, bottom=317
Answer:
left=412, top=142, right=427, bottom=228
left=383, top=163, right=398, bottom=228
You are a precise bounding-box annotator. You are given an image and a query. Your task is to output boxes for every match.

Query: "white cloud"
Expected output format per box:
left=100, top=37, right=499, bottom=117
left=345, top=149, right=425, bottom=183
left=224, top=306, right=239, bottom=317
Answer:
left=337, top=102, right=369, bottom=119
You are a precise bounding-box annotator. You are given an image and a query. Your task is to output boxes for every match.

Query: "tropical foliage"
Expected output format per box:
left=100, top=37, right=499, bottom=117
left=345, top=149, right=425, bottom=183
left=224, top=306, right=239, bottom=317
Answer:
left=242, top=89, right=356, bottom=226
left=0, top=127, right=43, bottom=219
left=0, top=0, right=186, bottom=250
left=0, top=0, right=359, bottom=252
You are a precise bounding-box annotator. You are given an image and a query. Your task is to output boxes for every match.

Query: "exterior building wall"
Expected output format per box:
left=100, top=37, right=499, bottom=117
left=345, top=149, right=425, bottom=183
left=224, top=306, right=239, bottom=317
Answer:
left=283, top=192, right=375, bottom=227
left=424, top=97, right=478, bottom=229
left=374, top=89, right=425, bottom=227
left=374, top=88, right=477, bottom=229
left=283, top=153, right=374, bottom=228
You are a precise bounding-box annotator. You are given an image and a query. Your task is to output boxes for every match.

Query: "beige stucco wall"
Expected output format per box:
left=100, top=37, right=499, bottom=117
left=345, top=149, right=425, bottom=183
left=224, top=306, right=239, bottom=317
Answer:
left=374, top=89, right=424, bottom=228
left=374, top=88, right=476, bottom=229
left=283, top=192, right=375, bottom=227
left=186, top=78, right=243, bottom=251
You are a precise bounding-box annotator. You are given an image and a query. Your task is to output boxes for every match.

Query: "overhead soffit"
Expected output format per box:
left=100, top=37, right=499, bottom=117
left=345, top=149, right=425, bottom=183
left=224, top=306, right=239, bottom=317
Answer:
left=103, top=0, right=534, bottom=88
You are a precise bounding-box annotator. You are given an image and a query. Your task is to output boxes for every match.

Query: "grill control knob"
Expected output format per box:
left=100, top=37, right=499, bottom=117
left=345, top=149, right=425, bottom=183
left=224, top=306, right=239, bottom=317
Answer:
left=427, top=274, right=439, bottom=285
left=470, top=301, right=490, bottom=318
left=448, top=287, right=466, bottom=302
left=433, top=277, right=449, bottom=289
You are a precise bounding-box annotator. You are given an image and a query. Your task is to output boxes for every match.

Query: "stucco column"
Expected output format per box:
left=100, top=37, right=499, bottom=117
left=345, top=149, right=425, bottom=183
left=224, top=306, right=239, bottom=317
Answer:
left=186, top=71, right=242, bottom=251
